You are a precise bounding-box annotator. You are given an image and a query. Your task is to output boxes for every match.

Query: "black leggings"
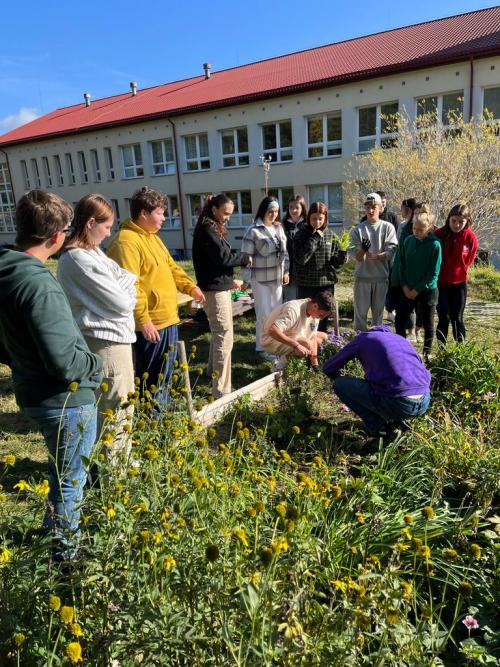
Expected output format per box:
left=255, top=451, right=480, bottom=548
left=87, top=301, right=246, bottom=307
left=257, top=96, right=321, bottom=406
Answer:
left=395, top=288, right=438, bottom=354
left=436, top=282, right=467, bottom=343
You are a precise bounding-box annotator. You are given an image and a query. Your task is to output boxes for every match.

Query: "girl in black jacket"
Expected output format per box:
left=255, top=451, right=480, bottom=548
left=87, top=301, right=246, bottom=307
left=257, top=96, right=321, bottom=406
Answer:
left=294, top=201, right=347, bottom=331
left=282, top=194, right=307, bottom=302
left=192, top=194, right=250, bottom=398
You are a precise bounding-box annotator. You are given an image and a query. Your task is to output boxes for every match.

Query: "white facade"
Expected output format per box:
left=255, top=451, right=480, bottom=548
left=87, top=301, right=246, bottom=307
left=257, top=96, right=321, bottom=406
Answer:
left=1, top=57, right=499, bottom=255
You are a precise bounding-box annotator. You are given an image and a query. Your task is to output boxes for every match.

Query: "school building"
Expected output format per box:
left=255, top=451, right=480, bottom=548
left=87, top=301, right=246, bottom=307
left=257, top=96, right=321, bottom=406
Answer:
left=0, top=6, right=499, bottom=256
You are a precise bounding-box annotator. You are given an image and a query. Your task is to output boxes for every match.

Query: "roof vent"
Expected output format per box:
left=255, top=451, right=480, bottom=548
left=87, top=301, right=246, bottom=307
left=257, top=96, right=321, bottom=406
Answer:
left=203, top=63, right=211, bottom=80
left=130, top=81, right=138, bottom=96
left=83, top=92, right=91, bottom=107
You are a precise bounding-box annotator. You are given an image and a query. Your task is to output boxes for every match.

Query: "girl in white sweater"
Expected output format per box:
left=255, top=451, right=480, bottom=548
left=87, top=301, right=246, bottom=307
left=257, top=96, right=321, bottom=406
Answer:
left=57, top=194, right=137, bottom=461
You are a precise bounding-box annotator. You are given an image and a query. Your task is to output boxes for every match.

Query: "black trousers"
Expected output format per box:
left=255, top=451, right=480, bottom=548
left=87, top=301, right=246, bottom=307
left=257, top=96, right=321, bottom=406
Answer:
left=436, top=282, right=467, bottom=343
left=395, top=288, right=438, bottom=354
left=297, top=285, right=335, bottom=332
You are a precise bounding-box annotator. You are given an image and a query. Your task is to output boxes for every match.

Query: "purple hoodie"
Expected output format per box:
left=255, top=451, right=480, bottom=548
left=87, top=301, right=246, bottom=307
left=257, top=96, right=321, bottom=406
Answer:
left=323, top=325, right=431, bottom=397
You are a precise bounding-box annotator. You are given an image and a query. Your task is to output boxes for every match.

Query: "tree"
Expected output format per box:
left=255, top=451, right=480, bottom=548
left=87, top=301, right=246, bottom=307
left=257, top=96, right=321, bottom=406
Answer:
left=345, top=111, right=500, bottom=249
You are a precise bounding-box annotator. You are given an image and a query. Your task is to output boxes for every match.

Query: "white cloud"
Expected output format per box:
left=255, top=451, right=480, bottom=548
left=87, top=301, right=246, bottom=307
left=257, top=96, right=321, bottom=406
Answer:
left=0, top=107, right=40, bottom=132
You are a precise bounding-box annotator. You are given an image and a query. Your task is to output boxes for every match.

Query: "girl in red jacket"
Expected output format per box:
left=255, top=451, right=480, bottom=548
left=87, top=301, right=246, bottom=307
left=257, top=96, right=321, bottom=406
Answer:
left=435, top=204, right=478, bottom=343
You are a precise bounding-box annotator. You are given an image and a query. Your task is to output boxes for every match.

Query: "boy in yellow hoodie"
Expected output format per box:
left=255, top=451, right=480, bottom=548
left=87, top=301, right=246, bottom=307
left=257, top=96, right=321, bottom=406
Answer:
left=107, top=187, right=204, bottom=403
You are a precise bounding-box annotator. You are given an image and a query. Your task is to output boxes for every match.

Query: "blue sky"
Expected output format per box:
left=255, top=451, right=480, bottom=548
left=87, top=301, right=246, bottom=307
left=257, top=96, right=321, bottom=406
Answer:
left=0, top=0, right=495, bottom=132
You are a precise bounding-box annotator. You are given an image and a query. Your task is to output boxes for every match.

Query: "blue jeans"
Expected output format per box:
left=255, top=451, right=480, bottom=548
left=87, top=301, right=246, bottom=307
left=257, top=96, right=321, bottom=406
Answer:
left=134, top=324, right=179, bottom=407
left=23, top=404, right=97, bottom=559
left=334, top=376, right=430, bottom=434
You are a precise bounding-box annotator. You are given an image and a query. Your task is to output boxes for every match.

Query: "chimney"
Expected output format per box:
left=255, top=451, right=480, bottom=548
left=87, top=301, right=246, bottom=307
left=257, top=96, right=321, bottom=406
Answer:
left=203, top=63, right=211, bottom=80
left=83, top=92, right=91, bottom=107
left=130, top=81, right=138, bottom=96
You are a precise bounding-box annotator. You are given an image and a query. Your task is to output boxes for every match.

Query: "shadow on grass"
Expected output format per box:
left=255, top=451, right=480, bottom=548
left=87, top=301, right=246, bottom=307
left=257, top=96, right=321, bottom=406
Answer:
left=0, top=410, right=37, bottom=435
left=1, top=456, right=48, bottom=490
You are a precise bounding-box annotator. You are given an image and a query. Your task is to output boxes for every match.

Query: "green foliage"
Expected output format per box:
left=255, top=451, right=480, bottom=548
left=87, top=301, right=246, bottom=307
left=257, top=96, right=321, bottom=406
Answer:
left=468, top=265, right=500, bottom=303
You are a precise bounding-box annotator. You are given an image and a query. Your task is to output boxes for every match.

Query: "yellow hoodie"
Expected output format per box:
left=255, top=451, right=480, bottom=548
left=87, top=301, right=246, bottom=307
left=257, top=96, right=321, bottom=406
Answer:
left=107, top=219, right=196, bottom=330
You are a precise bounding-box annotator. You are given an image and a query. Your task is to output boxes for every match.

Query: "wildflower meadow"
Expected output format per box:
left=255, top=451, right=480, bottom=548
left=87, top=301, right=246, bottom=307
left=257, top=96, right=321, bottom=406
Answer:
left=0, top=269, right=499, bottom=666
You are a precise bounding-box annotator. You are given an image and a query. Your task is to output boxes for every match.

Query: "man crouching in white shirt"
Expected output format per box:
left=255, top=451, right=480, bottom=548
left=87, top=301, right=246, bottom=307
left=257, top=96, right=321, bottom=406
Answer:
left=261, top=290, right=335, bottom=371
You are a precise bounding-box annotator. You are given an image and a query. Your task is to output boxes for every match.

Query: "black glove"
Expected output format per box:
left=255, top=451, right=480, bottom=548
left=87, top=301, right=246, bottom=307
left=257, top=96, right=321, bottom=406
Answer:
left=361, top=237, right=371, bottom=252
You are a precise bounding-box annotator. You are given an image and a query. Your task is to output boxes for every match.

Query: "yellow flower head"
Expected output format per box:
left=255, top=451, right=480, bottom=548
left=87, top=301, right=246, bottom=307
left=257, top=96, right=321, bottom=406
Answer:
left=100, top=381, right=109, bottom=393
left=68, top=381, right=79, bottom=392
left=331, top=485, right=342, bottom=500
left=443, top=548, right=458, bottom=562
left=65, top=641, right=82, bottom=663
left=3, top=454, right=16, bottom=467
left=13, top=480, right=31, bottom=492
left=292, top=425, right=301, bottom=435
left=271, top=536, right=289, bottom=555
left=60, top=606, right=74, bottom=624
left=469, top=543, right=482, bottom=560
left=34, top=480, right=50, bottom=496
left=265, top=405, right=274, bottom=415
left=421, top=506, right=435, bottom=521
left=0, top=547, right=12, bottom=563
left=13, top=632, right=26, bottom=647
left=403, top=514, right=414, bottom=525
left=459, top=581, right=473, bottom=597
left=355, top=512, right=366, bottom=525
left=163, top=555, right=176, bottom=571
left=417, top=544, right=431, bottom=559
left=70, top=623, right=83, bottom=637
left=49, top=595, right=61, bottom=611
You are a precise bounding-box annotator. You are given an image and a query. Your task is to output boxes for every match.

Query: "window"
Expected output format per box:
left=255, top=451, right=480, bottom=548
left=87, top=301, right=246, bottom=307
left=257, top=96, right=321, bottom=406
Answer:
left=104, top=147, right=115, bottom=180
left=358, top=102, right=399, bottom=152
left=42, top=157, right=52, bottom=187
left=307, top=113, right=342, bottom=158
left=267, top=187, right=295, bottom=213
left=223, top=191, right=252, bottom=227
left=111, top=199, right=120, bottom=224
left=483, top=87, right=500, bottom=120
left=120, top=144, right=144, bottom=178
left=77, top=151, right=88, bottom=184
left=53, top=155, right=64, bottom=186
left=416, top=92, right=463, bottom=125
left=31, top=159, right=41, bottom=188
left=184, top=134, right=210, bottom=171
left=65, top=153, right=76, bottom=185
left=188, top=193, right=211, bottom=226
left=20, top=160, right=31, bottom=189
left=164, top=195, right=181, bottom=229
left=0, top=161, right=16, bottom=233
left=307, top=184, right=343, bottom=225
left=262, top=120, right=293, bottom=162
left=90, top=149, right=101, bottom=182
left=221, top=128, right=249, bottom=168
left=150, top=139, right=175, bottom=175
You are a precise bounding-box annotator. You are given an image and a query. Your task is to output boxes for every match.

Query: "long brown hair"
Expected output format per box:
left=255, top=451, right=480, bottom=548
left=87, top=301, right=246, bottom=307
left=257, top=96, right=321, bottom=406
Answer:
left=65, top=194, right=114, bottom=249
left=196, top=193, right=234, bottom=238
left=444, top=203, right=472, bottom=230
left=307, top=201, right=329, bottom=231
left=284, top=194, right=307, bottom=222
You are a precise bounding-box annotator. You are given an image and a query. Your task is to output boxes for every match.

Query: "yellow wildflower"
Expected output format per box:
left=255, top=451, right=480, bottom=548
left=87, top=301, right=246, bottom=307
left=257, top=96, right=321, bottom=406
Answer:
left=13, top=480, right=31, bottom=492
left=400, top=581, right=412, bottom=600
left=291, top=425, right=300, bottom=434
left=355, top=512, right=366, bottom=524
left=469, top=543, right=482, bottom=560
left=70, top=623, right=83, bottom=637
left=331, top=485, right=342, bottom=499
left=386, top=608, right=399, bottom=624
left=49, top=595, right=61, bottom=611
left=403, top=514, right=414, bottom=525
left=331, top=579, right=348, bottom=593
left=421, top=506, right=435, bottom=521
left=459, top=581, right=473, bottom=597
left=68, top=381, right=79, bottom=392
left=65, top=641, right=82, bottom=663
left=265, top=405, right=274, bottom=415
left=60, top=606, right=74, bottom=624
left=0, top=547, right=12, bottom=563
left=163, top=555, right=176, bottom=571
left=233, top=528, right=249, bottom=548
left=34, top=480, right=50, bottom=496
left=443, top=548, right=458, bottom=561
left=271, top=536, right=289, bottom=555
left=13, top=632, right=26, bottom=647
left=417, top=544, right=432, bottom=559
left=3, top=454, right=15, bottom=466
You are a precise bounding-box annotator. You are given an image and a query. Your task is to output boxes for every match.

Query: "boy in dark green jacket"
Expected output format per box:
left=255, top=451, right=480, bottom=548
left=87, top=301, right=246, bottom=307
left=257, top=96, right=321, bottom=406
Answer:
left=0, top=191, right=102, bottom=560
left=395, top=212, right=442, bottom=360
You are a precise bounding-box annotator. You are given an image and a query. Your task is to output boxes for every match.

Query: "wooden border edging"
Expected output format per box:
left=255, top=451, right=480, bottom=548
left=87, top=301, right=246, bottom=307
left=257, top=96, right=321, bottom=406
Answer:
left=194, top=371, right=282, bottom=426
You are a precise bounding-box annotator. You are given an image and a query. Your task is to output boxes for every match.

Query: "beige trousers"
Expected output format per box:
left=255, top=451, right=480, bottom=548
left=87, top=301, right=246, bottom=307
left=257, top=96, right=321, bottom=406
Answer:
left=85, top=337, right=135, bottom=462
left=204, top=290, right=233, bottom=398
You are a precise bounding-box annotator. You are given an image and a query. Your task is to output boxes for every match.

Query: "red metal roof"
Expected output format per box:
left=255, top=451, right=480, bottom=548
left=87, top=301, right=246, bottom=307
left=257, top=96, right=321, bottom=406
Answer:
left=1, top=7, right=499, bottom=146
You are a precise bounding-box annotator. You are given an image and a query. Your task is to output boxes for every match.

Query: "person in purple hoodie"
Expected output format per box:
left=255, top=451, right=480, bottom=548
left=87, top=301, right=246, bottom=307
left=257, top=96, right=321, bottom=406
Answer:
left=323, top=325, right=431, bottom=440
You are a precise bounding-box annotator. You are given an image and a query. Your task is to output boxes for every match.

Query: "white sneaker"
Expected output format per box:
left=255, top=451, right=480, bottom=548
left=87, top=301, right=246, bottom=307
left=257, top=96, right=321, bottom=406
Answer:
left=386, top=310, right=395, bottom=323
left=272, top=356, right=288, bottom=372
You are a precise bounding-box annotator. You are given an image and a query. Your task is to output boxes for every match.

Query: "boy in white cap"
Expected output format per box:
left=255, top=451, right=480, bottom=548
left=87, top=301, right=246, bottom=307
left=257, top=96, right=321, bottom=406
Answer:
left=349, top=193, right=398, bottom=331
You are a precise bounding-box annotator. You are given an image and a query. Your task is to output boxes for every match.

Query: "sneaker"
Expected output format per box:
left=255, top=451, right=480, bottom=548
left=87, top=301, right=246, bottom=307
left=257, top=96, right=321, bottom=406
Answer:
left=272, top=355, right=288, bottom=372
left=259, top=351, right=278, bottom=362
left=386, top=310, right=395, bottom=323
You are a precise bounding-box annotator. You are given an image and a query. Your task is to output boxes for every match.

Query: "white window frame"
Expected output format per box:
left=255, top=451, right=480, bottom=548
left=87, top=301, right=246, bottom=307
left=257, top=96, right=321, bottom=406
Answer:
left=119, top=144, right=144, bottom=179
left=261, top=120, right=293, bottom=163
left=31, top=158, right=41, bottom=188
left=416, top=91, right=464, bottom=127
left=0, top=161, right=16, bottom=232
left=183, top=133, right=210, bottom=172
left=220, top=127, right=249, bottom=168
left=77, top=151, right=89, bottom=184
left=265, top=187, right=295, bottom=213
left=164, top=195, right=181, bottom=229
left=104, top=147, right=115, bottom=180
left=90, top=149, right=101, bottom=183
left=222, top=191, right=252, bottom=228
left=20, top=160, right=31, bottom=189
left=358, top=102, right=399, bottom=153
left=53, top=155, right=64, bottom=186
left=65, top=153, right=76, bottom=185
left=111, top=199, right=120, bottom=226
left=42, top=157, right=52, bottom=187
left=307, top=184, right=343, bottom=225
left=306, top=112, right=342, bottom=159
left=150, top=139, right=175, bottom=176
left=482, top=86, right=500, bottom=121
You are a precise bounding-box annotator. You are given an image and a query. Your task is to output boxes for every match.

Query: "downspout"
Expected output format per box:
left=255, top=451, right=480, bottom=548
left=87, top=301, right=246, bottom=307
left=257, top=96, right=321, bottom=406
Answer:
left=0, top=147, right=17, bottom=202
left=167, top=117, right=187, bottom=255
left=468, top=56, right=474, bottom=121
